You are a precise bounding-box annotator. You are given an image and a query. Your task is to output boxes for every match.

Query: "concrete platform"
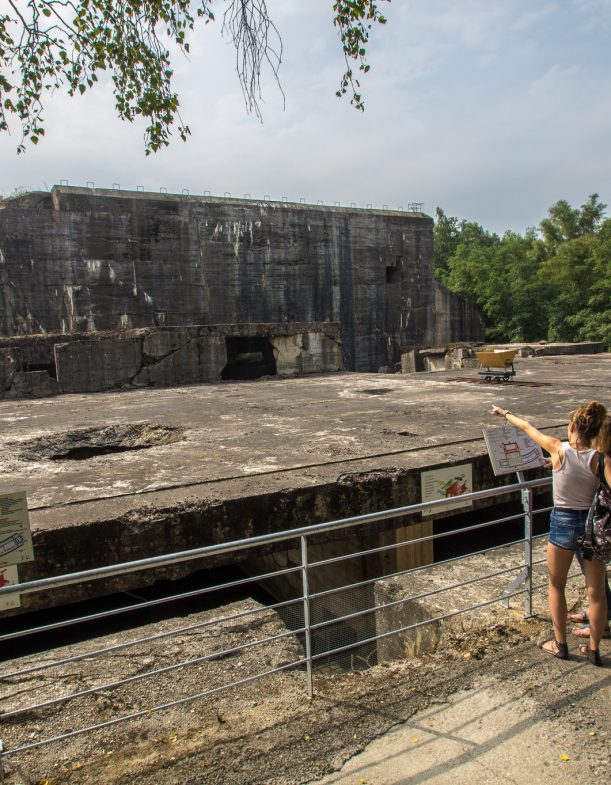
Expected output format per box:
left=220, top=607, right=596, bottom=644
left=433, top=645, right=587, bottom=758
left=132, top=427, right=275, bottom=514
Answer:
left=1, top=353, right=610, bottom=611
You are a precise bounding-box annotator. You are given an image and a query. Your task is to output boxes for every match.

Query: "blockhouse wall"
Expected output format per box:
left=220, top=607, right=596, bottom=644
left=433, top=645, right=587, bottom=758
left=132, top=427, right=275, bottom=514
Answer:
left=0, top=187, right=484, bottom=372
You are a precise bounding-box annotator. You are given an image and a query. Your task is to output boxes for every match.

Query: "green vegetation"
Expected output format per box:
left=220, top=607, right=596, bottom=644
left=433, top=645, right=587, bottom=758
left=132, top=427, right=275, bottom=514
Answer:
left=434, top=195, right=611, bottom=349
left=0, top=1, right=389, bottom=154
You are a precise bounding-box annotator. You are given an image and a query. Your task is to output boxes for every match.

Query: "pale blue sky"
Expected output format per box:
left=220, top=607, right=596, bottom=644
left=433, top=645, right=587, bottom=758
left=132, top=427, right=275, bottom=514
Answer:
left=1, top=0, right=610, bottom=234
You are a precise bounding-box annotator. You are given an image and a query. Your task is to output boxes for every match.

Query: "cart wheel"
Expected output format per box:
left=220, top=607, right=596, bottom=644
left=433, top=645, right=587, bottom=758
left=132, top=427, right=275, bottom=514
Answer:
left=495, top=376, right=502, bottom=383
left=485, top=375, right=492, bottom=382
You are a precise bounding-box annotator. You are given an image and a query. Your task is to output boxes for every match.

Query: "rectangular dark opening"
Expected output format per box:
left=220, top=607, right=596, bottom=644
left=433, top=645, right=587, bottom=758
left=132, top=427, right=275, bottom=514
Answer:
left=23, top=362, right=57, bottom=380
left=221, top=336, right=277, bottom=380
left=386, top=266, right=401, bottom=284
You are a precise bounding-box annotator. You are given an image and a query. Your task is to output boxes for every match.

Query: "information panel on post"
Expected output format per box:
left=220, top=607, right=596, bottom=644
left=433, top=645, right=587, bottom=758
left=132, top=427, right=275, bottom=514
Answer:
left=0, top=490, right=34, bottom=568
left=482, top=424, right=546, bottom=476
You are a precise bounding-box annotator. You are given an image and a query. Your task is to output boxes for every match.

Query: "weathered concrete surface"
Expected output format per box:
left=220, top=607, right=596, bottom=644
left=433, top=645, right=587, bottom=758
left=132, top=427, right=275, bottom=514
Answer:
left=0, top=187, right=485, bottom=371
left=0, top=351, right=609, bottom=614
left=375, top=538, right=555, bottom=658
left=0, top=322, right=343, bottom=398
left=0, top=574, right=608, bottom=785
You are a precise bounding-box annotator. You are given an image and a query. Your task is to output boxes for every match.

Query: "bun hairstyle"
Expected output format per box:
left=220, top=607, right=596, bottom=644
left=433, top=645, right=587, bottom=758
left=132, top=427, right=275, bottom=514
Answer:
left=572, top=400, right=607, bottom=443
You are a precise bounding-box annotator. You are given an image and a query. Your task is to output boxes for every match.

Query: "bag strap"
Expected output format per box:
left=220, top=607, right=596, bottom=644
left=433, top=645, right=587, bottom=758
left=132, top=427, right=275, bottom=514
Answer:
left=599, top=451, right=605, bottom=484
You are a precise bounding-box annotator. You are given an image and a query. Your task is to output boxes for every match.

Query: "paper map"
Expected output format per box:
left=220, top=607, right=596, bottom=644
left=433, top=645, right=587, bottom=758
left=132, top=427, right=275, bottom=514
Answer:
left=482, top=424, right=546, bottom=476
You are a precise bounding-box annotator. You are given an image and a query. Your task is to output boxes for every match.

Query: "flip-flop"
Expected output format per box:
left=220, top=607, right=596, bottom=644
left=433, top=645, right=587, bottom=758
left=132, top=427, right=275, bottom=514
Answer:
left=538, top=639, right=569, bottom=659
left=572, top=624, right=611, bottom=639
left=568, top=611, right=588, bottom=624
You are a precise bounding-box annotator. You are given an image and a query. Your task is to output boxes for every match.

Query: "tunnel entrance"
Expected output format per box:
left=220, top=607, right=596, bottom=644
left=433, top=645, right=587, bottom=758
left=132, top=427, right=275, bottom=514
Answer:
left=221, top=336, right=277, bottom=380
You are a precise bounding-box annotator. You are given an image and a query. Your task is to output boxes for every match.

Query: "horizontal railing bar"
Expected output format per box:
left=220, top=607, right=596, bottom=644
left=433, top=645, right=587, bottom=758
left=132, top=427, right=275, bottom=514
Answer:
left=0, top=477, right=551, bottom=599
left=308, top=562, right=525, bottom=633
left=1, top=594, right=305, bottom=680
left=310, top=536, right=527, bottom=602
left=310, top=586, right=530, bottom=663
left=1, top=657, right=307, bottom=758
left=308, top=513, right=526, bottom=570
left=0, top=564, right=302, bottom=644
left=2, top=625, right=305, bottom=718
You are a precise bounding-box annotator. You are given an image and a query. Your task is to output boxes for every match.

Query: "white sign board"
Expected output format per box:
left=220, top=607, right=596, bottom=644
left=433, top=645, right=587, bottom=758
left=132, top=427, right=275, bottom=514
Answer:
left=483, top=425, right=546, bottom=476
left=0, top=564, right=20, bottom=610
left=421, top=464, right=473, bottom=516
left=0, top=491, right=34, bottom=567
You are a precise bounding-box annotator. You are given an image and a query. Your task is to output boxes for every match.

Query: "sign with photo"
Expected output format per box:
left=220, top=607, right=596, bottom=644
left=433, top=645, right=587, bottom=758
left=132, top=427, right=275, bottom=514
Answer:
left=0, top=564, right=20, bottom=610
left=421, top=464, right=473, bottom=516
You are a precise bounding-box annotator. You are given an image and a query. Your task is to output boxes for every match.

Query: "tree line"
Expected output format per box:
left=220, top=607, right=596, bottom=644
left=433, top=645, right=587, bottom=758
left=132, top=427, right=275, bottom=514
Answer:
left=434, top=195, right=611, bottom=349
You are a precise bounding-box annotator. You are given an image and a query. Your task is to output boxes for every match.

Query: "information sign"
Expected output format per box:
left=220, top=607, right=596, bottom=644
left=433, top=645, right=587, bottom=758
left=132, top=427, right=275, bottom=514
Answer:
left=482, top=425, right=546, bottom=476
left=0, top=564, right=20, bottom=610
left=0, top=491, right=34, bottom=568
left=421, top=464, right=473, bottom=516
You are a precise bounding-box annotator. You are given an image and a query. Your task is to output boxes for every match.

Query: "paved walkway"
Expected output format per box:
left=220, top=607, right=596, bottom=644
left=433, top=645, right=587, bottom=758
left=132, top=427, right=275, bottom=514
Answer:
left=309, top=642, right=611, bottom=785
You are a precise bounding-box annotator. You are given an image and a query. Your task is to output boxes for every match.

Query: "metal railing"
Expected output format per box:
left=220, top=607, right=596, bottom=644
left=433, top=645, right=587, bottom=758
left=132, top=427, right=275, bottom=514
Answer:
left=0, top=476, right=554, bottom=778
left=51, top=182, right=424, bottom=212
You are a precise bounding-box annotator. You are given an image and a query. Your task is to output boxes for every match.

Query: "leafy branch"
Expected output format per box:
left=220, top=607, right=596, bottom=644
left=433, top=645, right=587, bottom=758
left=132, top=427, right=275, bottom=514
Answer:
left=333, top=0, right=389, bottom=110
left=0, top=1, right=390, bottom=154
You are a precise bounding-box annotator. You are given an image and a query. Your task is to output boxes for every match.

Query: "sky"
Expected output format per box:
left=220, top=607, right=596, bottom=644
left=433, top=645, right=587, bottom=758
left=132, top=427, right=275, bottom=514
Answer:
left=1, top=0, right=610, bottom=235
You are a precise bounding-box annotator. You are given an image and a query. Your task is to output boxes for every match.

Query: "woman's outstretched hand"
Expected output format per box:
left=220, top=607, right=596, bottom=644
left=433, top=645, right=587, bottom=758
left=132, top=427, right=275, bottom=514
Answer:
left=491, top=405, right=505, bottom=417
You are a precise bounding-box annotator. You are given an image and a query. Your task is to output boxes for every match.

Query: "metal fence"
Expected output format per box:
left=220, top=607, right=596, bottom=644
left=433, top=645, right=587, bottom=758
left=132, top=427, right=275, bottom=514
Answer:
left=0, top=475, right=555, bottom=778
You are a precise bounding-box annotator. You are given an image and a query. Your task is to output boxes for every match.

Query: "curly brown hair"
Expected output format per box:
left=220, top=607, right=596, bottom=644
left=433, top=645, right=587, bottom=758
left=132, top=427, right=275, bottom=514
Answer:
left=595, top=415, right=611, bottom=456
left=571, top=400, right=608, bottom=444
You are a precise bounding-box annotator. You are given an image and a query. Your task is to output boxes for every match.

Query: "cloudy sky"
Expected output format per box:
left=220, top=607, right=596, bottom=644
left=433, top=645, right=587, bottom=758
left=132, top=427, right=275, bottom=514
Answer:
left=1, top=0, right=610, bottom=235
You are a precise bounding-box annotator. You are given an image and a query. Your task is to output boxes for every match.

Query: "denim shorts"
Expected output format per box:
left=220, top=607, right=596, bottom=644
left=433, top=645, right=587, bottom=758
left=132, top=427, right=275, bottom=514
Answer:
left=549, top=507, right=589, bottom=551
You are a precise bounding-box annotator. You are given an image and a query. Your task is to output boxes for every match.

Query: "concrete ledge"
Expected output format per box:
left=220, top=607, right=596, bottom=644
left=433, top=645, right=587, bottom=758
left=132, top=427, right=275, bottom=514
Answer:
left=374, top=537, right=584, bottom=660
left=0, top=322, right=343, bottom=399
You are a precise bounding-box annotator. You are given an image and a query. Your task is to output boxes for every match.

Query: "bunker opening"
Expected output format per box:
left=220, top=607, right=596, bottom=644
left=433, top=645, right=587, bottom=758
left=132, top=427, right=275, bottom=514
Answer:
left=221, top=336, right=277, bottom=380
left=23, top=361, right=57, bottom=380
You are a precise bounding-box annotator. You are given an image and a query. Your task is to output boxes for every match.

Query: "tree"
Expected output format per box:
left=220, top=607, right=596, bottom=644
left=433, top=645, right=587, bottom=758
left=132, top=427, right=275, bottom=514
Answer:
left=434, top=198, right=610, bottom=346
left=539, top=193, right=607, bottom=252
left=0, top=0, right=389, bottom=154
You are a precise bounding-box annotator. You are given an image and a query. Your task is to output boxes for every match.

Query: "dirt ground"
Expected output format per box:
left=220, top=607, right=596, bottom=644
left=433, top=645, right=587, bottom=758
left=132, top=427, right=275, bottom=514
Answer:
left=1, top=592, right=609, bottom=785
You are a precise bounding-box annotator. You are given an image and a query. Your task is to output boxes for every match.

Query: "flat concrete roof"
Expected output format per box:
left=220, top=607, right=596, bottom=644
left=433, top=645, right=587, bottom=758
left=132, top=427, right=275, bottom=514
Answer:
left=1, top=352, right=609, bottom=536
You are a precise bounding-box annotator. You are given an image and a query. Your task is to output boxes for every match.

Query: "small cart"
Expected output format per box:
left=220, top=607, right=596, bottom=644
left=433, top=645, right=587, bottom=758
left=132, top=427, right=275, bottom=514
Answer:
left=475, top=349, right=518, bottom=382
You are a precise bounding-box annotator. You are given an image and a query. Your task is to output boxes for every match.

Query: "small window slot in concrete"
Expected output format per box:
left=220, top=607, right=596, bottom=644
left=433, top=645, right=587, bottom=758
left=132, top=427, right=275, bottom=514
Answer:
left=24, top=362, right=57, bottom=380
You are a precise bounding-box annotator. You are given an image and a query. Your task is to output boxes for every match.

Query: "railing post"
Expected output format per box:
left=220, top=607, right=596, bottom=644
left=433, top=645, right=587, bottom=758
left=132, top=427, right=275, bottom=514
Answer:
left=0, top=739, right=5, bottom=785
left=520, top=471, right=534, bottom=616
left=300, top=536, right=314, bottom=698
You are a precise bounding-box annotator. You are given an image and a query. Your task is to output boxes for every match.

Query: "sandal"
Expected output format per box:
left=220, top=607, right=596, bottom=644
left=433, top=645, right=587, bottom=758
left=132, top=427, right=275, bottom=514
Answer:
left=568, top=611, right=588, bottom=623
left=579, top=641, right=602, bottom=666
left=539, top=639, right=569, bottom=659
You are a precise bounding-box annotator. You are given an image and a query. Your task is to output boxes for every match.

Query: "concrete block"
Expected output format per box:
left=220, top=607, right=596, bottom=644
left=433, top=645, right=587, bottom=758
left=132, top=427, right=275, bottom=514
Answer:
left=271, top=332, right=343, bottom=376
left=401, top=350, right=419, bottom=374
left=142, top=327, right=200, bottom=359
left=135, top=335, right=227, bottom=387
left=0, top=348, right=20, bottom=391
left=56, top=338, right=143, bottom=393
left=10, top=370, right=60, bottom=398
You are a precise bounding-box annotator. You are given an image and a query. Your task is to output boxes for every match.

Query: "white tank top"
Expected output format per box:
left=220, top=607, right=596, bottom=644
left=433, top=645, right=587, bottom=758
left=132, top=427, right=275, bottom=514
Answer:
left=553, top=443, right=598, bottom=509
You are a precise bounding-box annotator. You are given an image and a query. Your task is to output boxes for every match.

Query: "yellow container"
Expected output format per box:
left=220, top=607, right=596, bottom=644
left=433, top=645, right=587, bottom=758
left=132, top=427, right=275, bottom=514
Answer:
left=475, top=349, right=519, bottom=369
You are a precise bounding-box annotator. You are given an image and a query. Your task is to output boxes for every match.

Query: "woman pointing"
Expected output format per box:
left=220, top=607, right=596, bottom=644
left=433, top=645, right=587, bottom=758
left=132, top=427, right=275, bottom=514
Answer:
left=491, top=401, right=607, bottom=665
